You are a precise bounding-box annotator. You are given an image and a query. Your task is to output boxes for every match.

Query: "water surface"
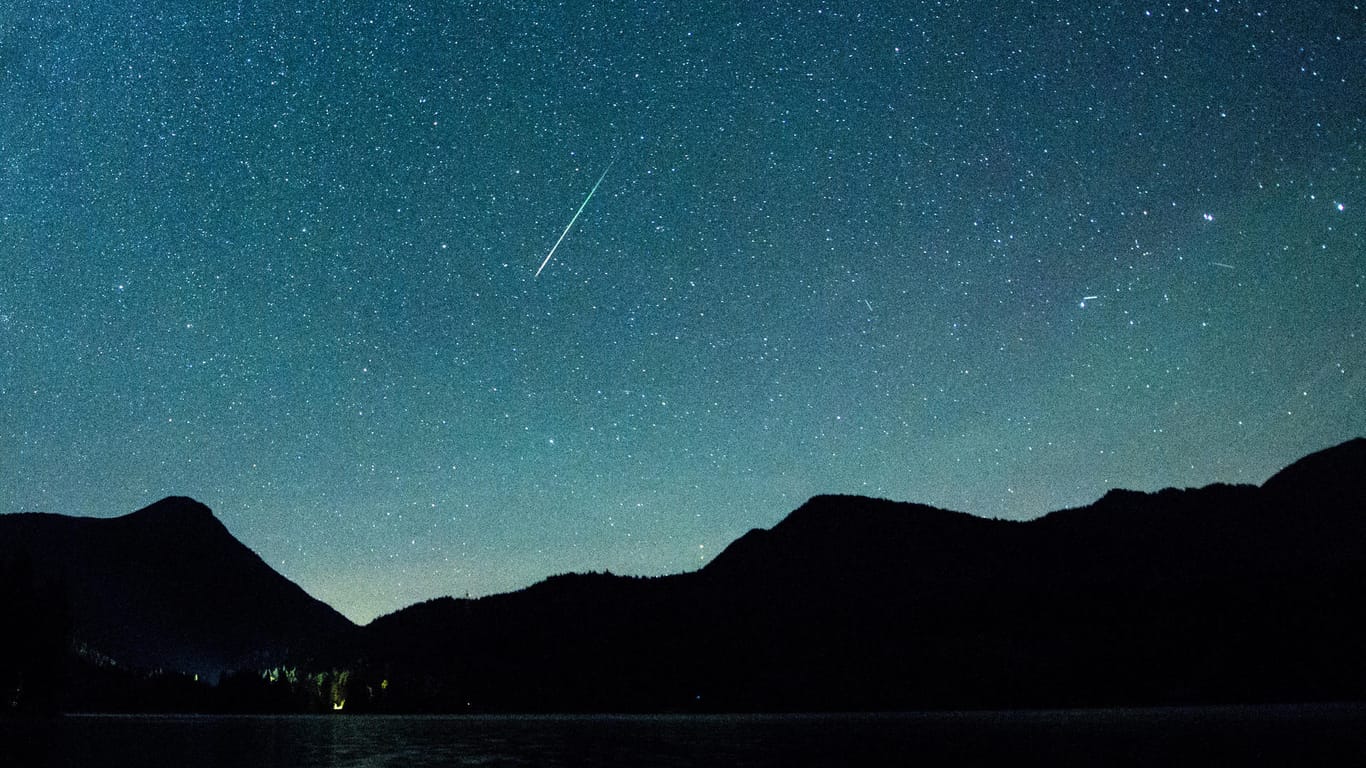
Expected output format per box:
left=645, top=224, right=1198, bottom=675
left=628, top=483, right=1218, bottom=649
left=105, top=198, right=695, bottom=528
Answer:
left=6, top=705, right=1366, bottom=767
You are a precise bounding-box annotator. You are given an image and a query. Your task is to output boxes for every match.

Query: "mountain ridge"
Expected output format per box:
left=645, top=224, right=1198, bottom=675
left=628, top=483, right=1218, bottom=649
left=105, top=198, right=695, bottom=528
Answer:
left=0, top=497, right=357, bottom=683
left=361, top=437, right=1366, bottom=710
left=3, top=438, right=1364, bottom=712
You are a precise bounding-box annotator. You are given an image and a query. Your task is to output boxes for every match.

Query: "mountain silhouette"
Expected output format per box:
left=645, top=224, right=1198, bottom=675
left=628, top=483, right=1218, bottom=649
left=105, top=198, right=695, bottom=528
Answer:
left=365, top=438, right=1366, bottom=711
left=0, top=496, right=356, bottom=683
left=3, top=439, right=1364, bottom=712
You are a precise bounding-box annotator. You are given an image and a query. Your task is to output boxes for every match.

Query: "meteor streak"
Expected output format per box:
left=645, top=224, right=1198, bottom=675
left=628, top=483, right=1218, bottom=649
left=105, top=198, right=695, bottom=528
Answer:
left=534, top=157, right=617, bottom=278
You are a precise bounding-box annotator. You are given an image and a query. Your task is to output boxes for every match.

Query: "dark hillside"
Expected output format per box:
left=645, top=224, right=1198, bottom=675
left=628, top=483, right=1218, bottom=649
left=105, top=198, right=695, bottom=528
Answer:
left=0, top=497, right=356, bottom=682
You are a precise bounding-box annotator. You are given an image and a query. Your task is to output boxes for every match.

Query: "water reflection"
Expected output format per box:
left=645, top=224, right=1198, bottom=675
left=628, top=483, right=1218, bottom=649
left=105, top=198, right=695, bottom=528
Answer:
left=5, top=705, right=1366, bottom=767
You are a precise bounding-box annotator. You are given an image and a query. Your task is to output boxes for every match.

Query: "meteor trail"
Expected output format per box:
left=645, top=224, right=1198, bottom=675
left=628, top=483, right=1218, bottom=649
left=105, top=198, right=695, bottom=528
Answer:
left=535, top=157, right=617, bottom=278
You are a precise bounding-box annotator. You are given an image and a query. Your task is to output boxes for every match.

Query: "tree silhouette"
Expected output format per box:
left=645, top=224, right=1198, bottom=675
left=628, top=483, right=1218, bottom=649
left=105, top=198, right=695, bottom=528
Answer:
left=1, top=555, right=70, bottom=715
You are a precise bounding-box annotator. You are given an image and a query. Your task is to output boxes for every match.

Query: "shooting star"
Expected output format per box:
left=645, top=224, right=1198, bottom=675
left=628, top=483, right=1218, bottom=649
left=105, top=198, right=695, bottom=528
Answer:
left=1079, top=295, right=1099, bottom=308
left=1211, top=261, right=1236, bottom=270
left=534, top=157, right=617, bottom=278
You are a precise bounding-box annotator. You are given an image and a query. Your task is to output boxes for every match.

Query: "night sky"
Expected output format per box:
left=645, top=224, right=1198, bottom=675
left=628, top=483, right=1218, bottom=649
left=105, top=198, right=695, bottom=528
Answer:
left=2, top=0, right=1362, bottom=623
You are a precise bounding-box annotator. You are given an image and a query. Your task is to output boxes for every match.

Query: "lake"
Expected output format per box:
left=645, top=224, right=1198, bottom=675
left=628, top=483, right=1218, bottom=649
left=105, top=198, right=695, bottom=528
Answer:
left=5, top=705, right=1366, bottom=766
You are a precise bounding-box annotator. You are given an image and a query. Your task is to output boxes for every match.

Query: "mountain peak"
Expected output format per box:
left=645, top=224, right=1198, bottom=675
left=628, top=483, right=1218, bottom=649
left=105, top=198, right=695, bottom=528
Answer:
left=703, top=493, right=995, bottom=584
left=777, top=494, right=967, bottom=531
left=132, top=495, right=213, bottom=514
left=1258, top=437, right=1365, bottom=517
left=1262, top=437, right=1366, bottom=489
left=124, top=496, right=217, bottom=525
left=0, top=495, right=356, bottom=681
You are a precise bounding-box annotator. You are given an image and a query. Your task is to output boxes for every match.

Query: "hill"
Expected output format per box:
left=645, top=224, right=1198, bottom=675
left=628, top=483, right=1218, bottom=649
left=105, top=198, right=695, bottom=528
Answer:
left=0, top=496, right=356, bottom=685
left=364, top=438, right=1366, bottom=711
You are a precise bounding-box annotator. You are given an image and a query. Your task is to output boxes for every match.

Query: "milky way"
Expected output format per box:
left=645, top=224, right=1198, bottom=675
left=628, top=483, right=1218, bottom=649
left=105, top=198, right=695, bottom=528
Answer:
left=1, top=1, right=1362, bottom=622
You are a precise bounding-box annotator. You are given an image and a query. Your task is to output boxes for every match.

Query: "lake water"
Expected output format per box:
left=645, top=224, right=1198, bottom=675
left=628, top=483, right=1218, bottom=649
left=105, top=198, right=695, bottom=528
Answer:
left=5, top=705, right=1366, bottom=767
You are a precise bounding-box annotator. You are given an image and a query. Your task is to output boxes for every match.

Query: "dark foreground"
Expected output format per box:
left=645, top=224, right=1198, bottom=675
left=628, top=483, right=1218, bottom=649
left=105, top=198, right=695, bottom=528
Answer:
left=5, top=704, right=1366, bottom=767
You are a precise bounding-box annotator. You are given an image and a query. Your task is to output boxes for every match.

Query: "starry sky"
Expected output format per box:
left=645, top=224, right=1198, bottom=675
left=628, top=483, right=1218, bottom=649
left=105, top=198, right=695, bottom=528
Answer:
left=2, top=0, right=1363, bottom=623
